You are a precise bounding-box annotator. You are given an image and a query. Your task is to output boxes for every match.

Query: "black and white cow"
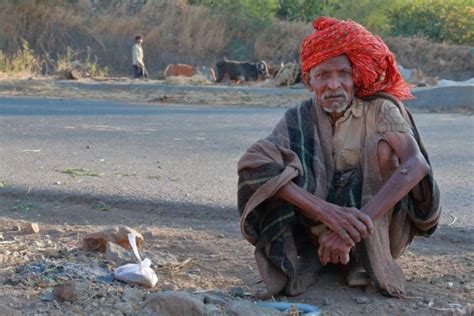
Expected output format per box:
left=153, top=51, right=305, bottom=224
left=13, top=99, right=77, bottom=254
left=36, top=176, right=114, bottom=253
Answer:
left=214, top=58, right=270, bottom=82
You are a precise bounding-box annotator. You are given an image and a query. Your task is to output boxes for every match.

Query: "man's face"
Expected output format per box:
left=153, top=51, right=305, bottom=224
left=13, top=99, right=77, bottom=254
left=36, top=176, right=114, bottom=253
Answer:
left=304, top=55, right=355, bottom=113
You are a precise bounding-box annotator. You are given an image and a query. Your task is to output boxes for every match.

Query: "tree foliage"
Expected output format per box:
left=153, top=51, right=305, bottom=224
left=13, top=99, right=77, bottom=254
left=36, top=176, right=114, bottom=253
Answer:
left=387, top=0, right=473, bottom=44
left=188, top=0, right=473, bottom=44
left=188, top=0, right=278, bottom=24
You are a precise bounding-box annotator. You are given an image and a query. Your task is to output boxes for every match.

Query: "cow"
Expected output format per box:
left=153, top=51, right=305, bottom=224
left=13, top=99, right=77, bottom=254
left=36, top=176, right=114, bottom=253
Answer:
left=163, top=63, right=216, bottom=82
left=214, top=58, right=270, bottom=83
left=164, top=63, right=196, bottom=78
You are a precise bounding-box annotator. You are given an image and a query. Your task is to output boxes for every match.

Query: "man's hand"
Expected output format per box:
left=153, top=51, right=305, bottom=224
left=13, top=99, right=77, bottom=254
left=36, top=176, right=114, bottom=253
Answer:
left=318, top=204, right=373, bottom=246
left=276, top=181, right=373, bottom=246
left=318, top=230, right=351, bottom=265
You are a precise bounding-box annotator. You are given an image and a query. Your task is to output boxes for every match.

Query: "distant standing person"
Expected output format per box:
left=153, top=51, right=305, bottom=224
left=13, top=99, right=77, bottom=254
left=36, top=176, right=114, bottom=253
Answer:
left=132, top=34, right=148, bottom=79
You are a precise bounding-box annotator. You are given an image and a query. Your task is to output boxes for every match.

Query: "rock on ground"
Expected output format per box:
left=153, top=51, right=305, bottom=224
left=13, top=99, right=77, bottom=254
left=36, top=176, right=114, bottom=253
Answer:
left=139, top=291, right=222, bottom=316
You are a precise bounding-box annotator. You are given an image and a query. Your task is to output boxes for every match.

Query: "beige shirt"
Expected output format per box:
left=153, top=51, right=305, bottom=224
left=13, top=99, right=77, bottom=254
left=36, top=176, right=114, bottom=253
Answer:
left=331, top=97, right=412, bottom=171
left=132, top=43, right=144, bottom=67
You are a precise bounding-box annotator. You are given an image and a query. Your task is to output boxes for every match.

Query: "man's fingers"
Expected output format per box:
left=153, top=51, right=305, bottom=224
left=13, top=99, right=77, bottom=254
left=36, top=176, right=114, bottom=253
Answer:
left=330, top=249, right=340, bottom=264
left=340, top=251, right=350, bottom=264
left=322, top=246, right=331, bottom=265
left=358, top=213, right=374, bottom=234
left=330, top=222, right=354, bottom=246
left=349, top=217, right=368, bottom=239
left=342, top=220, right=361, bottom=243
left=318, top=244, right=325, bottom=264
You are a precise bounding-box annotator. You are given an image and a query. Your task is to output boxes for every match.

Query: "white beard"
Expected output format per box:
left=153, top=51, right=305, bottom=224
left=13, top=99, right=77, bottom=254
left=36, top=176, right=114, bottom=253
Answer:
left=322, top=100, right=350, bottom=113
left=320, top=89, right=351, bottom=113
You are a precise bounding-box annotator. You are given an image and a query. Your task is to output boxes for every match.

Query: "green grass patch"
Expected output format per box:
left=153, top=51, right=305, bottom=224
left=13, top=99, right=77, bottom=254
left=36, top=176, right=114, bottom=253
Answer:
left=61, top=168, right=102, bottom=177
left=10, top=201, right=33, bottom=212
left=94, top=202, right=110, bottom=212
left=146, top=175, right=161, bottom=180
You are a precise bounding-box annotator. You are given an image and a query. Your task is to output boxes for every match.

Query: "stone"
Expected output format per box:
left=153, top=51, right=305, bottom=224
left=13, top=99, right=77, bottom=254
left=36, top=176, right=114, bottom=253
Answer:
left=197, top=293, right=228, bottom=306
left=106, top=296, right=120, bottom=305
left=466, top=303, right=473, bottom=316
left=121, top=287, right=145, bottom=305
left=146, top=251, right=179, bottom=267
left=355, top=295, right=370, bottom=304
left=0, top=303, right=19, bottom=315
left=225, top=301, right=282, bottom=316
left=105, top=242, right=135, bottom=266
left=42, top=248, right=62, bottom=258
left=229, top=287, right=246, bottom=298
left=161, top=283, right=179, bottom=291
left=41, top=289, right=54, bottom=302
left=322, top=298, right=331, bottom=306
left=115, top=302, right=134, bottom=314
left=83, top=225, right=144, bottom=252
left=24, top=222, right=40, bottom=234
left=12, top=225, right=21, bottom=232
left=53, top=281, right=78, bottom=302
left=0, top=254, right=8, bottom=264
left=138, top=291, right=221, bottom=316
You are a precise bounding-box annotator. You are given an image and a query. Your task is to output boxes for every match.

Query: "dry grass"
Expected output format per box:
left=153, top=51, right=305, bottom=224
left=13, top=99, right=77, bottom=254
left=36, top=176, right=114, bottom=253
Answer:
left=385, top=36, right=474, bottom=81
left=254, top=20, right=311, bottom=63
left=0, top=0, right=472, bottom=80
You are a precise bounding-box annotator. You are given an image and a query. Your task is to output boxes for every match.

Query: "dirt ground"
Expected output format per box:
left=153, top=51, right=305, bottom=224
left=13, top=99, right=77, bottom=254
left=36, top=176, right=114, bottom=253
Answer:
left=0, top=192, right=472, bottom=315
left=0, top=78, right=473, bottom=315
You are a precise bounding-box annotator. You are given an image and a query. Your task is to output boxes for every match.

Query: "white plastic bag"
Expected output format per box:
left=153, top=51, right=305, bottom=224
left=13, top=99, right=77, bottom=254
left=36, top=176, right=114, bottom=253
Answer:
left=113, top=233, right=158, bottom=288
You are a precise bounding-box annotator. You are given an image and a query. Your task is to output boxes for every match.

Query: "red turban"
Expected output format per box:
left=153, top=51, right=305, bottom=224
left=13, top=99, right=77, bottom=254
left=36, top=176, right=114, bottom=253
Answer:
left=301, top=16, right=413, bottom=100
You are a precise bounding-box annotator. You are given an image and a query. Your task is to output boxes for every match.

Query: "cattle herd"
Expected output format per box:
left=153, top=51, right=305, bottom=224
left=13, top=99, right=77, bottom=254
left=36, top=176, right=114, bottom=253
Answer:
left=163, top=58, right=302, bottom=86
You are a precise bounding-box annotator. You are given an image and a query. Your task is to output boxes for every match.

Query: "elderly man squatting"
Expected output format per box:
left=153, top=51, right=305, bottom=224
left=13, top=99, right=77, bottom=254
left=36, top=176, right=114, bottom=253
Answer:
left=237, top=17, right=441, bottom=298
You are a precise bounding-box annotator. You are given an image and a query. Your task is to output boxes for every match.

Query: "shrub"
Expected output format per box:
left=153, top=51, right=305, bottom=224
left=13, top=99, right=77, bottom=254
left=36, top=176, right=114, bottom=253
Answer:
left=0, top=39, right=41, bottom=75
left=387, top=0, right=474, bottom=44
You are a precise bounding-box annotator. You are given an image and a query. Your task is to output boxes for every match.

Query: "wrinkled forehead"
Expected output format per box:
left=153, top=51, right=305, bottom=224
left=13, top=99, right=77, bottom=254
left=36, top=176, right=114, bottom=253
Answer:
left=310, top=55, right=352, bottom=74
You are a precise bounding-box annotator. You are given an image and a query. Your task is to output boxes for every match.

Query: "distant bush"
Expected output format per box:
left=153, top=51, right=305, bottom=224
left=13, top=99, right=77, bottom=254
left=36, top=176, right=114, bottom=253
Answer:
left=189, top=0, right=277, bottom=25
left=387, top=0, right=474, bottom=44
left=56, top=46, right=109, bottom=78
left=0, top=39, right=41, bottom=75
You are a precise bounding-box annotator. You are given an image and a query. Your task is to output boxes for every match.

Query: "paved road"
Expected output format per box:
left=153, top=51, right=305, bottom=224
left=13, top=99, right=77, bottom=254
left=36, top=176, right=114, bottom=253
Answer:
left=0, top=96, right=472, bottom=226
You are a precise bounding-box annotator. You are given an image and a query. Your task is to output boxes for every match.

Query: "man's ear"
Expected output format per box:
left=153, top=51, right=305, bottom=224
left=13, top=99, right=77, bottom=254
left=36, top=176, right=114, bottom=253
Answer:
left=302, top=72, right=313, bottom=91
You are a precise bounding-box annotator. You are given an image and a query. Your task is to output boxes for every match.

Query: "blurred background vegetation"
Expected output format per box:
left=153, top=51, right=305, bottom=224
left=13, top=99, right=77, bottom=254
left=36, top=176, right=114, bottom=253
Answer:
left=189, top=0, right=473, bottom=43
left=0, top=0, right=472, bottom=79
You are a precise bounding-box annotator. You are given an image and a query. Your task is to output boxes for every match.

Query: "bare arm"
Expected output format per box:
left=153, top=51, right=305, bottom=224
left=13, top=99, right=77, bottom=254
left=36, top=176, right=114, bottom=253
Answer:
left=361, top=131, right=430, bottom=220
left=318, top=131, right=430, bottom=264
left=276, top=181, right=373, bottom=246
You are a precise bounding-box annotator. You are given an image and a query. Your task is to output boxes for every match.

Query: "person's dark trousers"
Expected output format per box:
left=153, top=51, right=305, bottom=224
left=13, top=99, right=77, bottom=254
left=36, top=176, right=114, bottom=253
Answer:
left=133, top=65, right=141, bottom=78
left=133, top=65, right=148, bottom=79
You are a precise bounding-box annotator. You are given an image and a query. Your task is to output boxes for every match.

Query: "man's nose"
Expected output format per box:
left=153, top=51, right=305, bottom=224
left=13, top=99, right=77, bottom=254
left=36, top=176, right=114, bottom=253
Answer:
left=327, top=75, right=342, bottom=90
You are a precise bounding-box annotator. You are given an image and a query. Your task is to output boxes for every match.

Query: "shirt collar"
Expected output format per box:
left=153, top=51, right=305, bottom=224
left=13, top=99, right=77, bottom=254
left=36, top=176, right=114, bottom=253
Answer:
left=349, top=97, right=364, bottom=118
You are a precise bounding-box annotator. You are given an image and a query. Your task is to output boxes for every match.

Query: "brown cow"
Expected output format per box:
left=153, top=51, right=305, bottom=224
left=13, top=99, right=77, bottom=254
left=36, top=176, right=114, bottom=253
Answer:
left=163, top=64, right=216, bottom=82
left=164, top=64, right=195, bottom=77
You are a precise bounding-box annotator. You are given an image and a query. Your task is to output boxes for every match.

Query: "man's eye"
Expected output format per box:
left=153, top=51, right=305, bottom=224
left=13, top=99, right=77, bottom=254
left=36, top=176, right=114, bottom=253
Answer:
left=316, top=73, right=329, bottom=79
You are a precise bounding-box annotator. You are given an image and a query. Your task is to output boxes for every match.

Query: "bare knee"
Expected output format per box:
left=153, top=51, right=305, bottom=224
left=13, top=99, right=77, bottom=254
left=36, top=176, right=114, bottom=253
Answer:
left=377, top=140, right=399, bottom=180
